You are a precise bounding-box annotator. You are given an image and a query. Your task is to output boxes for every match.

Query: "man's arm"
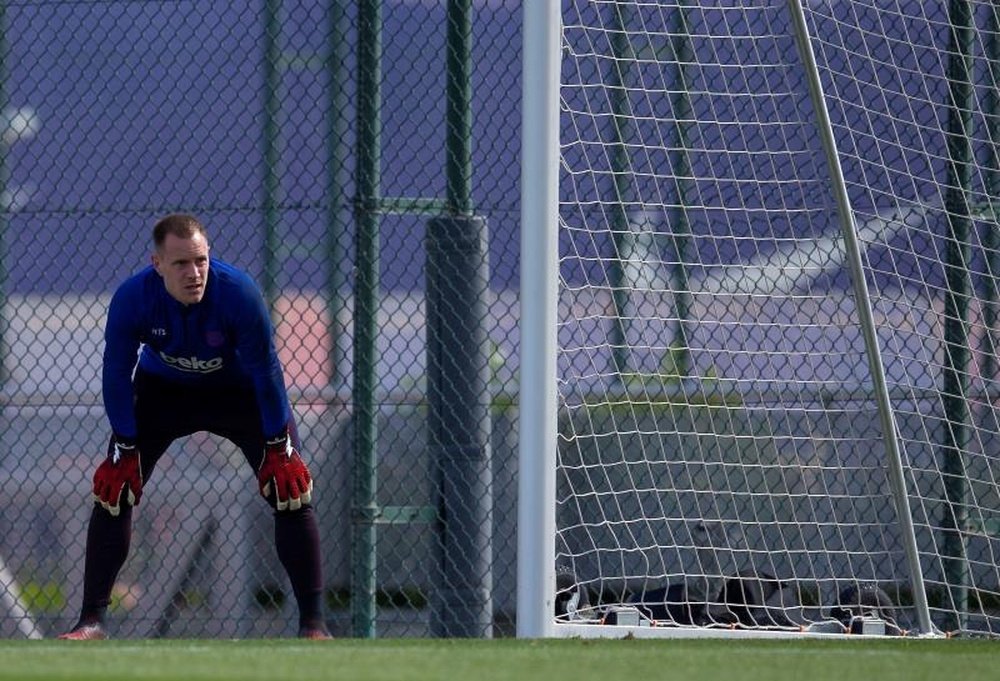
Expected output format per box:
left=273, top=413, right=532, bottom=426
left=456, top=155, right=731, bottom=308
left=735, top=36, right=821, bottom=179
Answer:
left=94, top=280, right=145, bottom=515
left=102, top=281, right=143, bottom=439
left=229, top=272, right=312, bottom=510
left=230, top=273, right=292, bottom=439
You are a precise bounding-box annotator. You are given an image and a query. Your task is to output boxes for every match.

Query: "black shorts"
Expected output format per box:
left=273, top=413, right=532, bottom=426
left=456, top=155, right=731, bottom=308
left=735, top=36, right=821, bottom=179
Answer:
left=108, top=369, right=297, bottom=481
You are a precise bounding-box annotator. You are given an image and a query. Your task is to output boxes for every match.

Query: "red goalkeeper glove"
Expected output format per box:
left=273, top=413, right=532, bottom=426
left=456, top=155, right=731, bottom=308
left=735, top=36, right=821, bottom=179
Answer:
left=92, top=437, right=142, bottom=517
left=257, top=432, right=313, bottom=511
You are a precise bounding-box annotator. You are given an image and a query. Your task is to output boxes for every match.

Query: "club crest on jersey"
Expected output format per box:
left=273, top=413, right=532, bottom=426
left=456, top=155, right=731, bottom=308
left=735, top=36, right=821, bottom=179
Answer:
left=205, top=330, right=225, bottom=347
left=158, top=351, right=223, bottom=373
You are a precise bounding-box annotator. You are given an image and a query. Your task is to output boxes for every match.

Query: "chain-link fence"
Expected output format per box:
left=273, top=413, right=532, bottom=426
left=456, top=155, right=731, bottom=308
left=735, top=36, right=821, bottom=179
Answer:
left=0, top=1, right=521, bottom=638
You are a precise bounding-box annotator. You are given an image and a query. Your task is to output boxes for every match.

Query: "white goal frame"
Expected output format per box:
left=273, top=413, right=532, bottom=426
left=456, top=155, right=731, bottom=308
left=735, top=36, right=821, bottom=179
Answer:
left=517, top=0, right=953, bottom=639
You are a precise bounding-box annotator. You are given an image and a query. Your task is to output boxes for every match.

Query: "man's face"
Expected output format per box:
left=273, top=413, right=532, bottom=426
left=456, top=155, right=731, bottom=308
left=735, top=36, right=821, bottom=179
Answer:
left=152, top=232, right=210, bottom=305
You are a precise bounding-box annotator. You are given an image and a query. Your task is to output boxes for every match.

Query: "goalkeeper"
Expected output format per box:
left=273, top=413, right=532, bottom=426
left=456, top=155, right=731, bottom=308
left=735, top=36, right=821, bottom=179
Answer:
left=59, top=213, right=330, bottom=640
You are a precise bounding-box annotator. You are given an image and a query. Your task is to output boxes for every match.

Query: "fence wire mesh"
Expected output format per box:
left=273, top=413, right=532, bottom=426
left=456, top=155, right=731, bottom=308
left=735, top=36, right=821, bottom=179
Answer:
left=0, top=0, right=521, bottom=639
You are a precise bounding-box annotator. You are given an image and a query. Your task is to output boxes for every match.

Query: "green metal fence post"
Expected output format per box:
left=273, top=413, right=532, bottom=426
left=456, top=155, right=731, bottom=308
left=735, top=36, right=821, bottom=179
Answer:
left=982, top=5, right=1000, bottom=394
left=668, top=1, right=693, bottom=380
left=327, top=1, right=351, bottom=393
left=941, top=0, right=975, bottom=632
left=262, top=0, right=282, bottom=310
left=351, top=0, right=381, bottom=639
left=608, top=3, right=633, bottom=381
left=445, top=0, right=472, bottom=216
left=0, top=3, right=7, bottom=389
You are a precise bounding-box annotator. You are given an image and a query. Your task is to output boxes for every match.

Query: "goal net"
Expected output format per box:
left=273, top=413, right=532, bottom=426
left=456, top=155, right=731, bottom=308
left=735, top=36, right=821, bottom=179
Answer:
left=520, top=0, right=1000, bottom=638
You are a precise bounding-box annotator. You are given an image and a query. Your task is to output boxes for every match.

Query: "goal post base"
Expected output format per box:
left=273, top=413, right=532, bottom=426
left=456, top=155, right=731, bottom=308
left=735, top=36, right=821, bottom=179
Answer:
left=552, top=620, right=929, bottom=640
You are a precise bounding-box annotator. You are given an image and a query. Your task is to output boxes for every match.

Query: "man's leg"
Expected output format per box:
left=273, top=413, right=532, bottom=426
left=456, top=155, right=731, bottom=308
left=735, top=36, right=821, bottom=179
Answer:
left=58, top=505, right=133, bottom=639
left=216, top=388, right=330, bottom=639
left=273, top=505, right=330, bottom=638
left=59, top=381, right=172, bottom=641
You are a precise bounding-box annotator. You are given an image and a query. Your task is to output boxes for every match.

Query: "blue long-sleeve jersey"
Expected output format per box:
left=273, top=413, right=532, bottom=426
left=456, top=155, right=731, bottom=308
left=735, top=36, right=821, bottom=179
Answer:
left=102, top=258, right=291, bottom=440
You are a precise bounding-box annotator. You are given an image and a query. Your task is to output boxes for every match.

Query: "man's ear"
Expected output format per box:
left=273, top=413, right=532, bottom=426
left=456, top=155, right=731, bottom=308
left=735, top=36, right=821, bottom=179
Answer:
left=151, top=253, right=162, bottom=275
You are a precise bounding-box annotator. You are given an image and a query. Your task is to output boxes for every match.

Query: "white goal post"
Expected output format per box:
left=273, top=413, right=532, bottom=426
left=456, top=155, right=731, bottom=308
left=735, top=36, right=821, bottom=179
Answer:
left=518, top=0, right=563, bottom=640
left=519, top=0, right=1000, bottom=639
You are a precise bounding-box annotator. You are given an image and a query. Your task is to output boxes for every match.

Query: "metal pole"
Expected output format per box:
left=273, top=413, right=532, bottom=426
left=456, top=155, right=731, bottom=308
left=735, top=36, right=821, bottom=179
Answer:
left=0, top=2, right=7, bottom=389
left=940, top=0, right=975, bottom=632
left=327, top=1, right=350, bottom=392
left=445, top=0, right=473, bottom=215
left=261, top=0, right=282, bottom=310
left=669, top=1, right=693, bottom=379
left=608, top=3, right=633, bottom=380
left=786, top=0, right=936, bottom=635
left=983, top=4, right=1000, bottom=390
left=427, top=216, right=493, bottom=638
left=517, top=0, right=560, bottom=639
left=426, top=0, right=493, bottom=638
left=983, top=3, right=1000, bottom=388
left=351, top=0, right=381, bottom=639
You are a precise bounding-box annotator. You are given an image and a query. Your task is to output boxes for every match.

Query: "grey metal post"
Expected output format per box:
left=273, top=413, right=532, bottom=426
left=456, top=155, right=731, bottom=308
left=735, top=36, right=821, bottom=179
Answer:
left=424, top=0, right=492, bottom=638
left=427, top=215, right=493, bottom=638
left=786, top=0, right=936, bottom=635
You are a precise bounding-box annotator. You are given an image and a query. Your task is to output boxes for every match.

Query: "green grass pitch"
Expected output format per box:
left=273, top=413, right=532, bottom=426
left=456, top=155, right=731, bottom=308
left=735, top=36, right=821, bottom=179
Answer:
left=1, top=638, right=997, bottom=681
